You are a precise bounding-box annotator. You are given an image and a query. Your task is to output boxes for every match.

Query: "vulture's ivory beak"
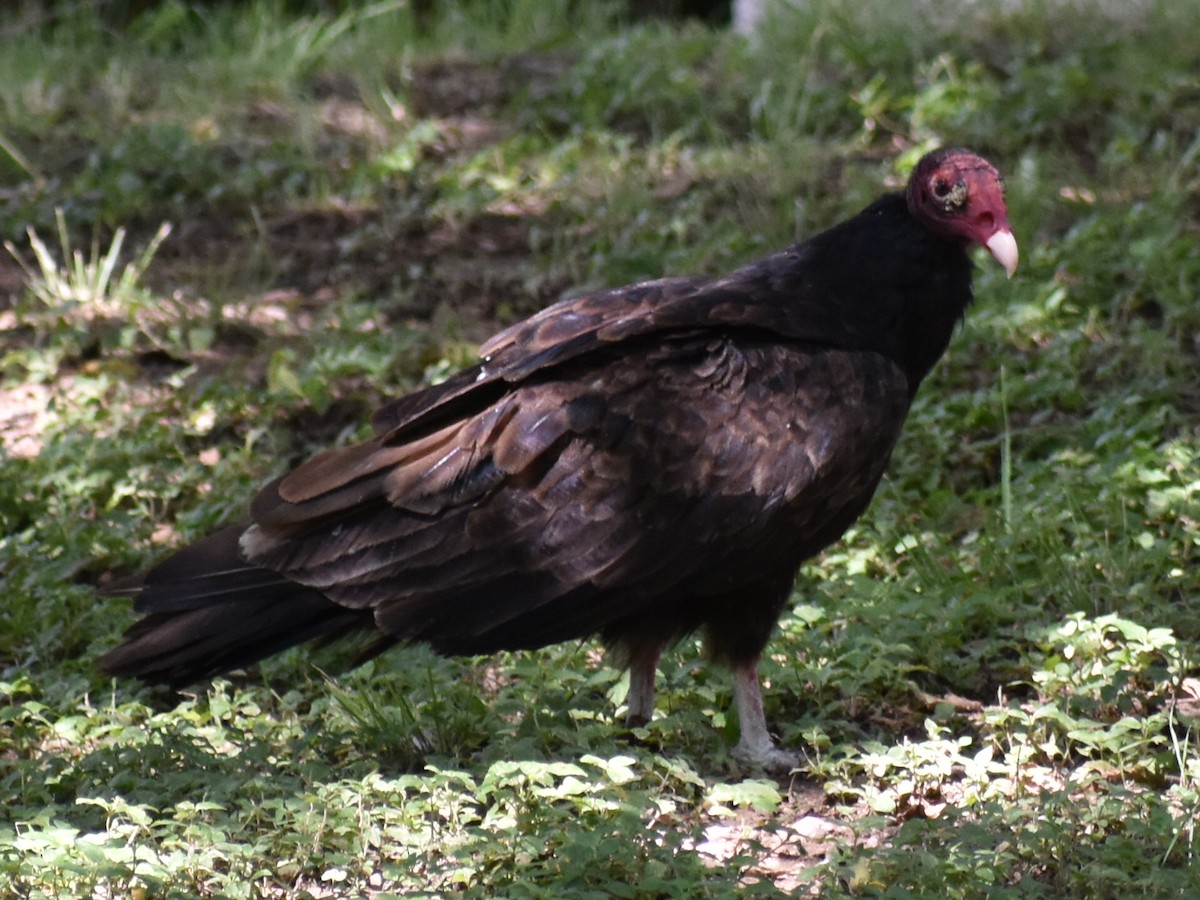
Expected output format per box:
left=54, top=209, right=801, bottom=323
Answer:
left=985, top=229, right=1019, bottom=279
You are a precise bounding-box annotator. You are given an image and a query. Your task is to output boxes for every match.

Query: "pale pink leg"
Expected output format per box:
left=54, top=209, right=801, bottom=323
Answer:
left=625, top=646, right=660, bottom=726
left=731, top=661, right=800, bottom=772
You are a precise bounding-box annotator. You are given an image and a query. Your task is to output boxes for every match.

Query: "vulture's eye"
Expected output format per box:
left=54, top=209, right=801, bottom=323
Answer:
left=931, top=177, right=967, bottom=210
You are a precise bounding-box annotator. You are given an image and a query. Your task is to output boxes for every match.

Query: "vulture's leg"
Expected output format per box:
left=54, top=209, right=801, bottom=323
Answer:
left=730, top=661, right=799, bottom=773
left=624, top=643, right=661, bottom=726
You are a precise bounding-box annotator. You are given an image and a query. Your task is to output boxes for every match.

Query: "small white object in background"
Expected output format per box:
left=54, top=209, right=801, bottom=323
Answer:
left=732, top=0, right=773, bottom=34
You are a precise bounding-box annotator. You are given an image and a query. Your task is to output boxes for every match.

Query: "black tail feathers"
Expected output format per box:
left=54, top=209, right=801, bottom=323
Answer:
left=100, top=526, right=372, bottom=688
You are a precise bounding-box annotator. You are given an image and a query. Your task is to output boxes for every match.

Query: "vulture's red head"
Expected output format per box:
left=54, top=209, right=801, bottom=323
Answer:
left=907, top=148, right=1018, bottom=278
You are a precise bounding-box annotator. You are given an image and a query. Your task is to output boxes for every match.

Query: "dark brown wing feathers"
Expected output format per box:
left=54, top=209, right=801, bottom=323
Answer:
left=230, top=341, right=910, bottom=660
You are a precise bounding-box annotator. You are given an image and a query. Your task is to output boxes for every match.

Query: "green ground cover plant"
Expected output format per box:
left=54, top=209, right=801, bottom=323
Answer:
left=1, top=0, right=1198, bottom=895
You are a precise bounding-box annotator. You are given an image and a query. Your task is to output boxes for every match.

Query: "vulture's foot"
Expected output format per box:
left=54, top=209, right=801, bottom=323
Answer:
left=731, top=734, right=801, bottom=774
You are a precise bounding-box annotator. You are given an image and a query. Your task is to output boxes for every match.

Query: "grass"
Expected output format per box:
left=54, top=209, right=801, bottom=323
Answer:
left=1, top=0, right=1199, bottom=895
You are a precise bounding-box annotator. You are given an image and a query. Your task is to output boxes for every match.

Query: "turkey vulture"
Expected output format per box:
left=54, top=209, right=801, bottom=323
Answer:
left=102, top=148, right=1017, bottom=770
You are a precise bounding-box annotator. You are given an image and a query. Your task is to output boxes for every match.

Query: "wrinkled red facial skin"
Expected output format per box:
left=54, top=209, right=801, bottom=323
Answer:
left=906, top=150, right=1012, bottom=249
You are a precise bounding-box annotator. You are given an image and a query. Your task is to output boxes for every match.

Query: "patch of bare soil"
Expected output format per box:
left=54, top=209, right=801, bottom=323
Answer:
left=144, top=58, right=581, bottom=328
left=396, top=211, right=567, bottom=333
left=129, top=52, right=575, bottom=313
left=0, top=378, right=52, bottom=459
left=402, top=53, right=572, bottom=118
left=686, top=782, right=890, bottom=896
left=0, top=253, right=27, bottom=309
left=144, top=194, right=565, bottom=352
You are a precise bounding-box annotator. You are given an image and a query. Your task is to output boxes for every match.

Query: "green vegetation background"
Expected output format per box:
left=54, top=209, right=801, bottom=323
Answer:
left=1, top=1, right=1198, bottom=896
